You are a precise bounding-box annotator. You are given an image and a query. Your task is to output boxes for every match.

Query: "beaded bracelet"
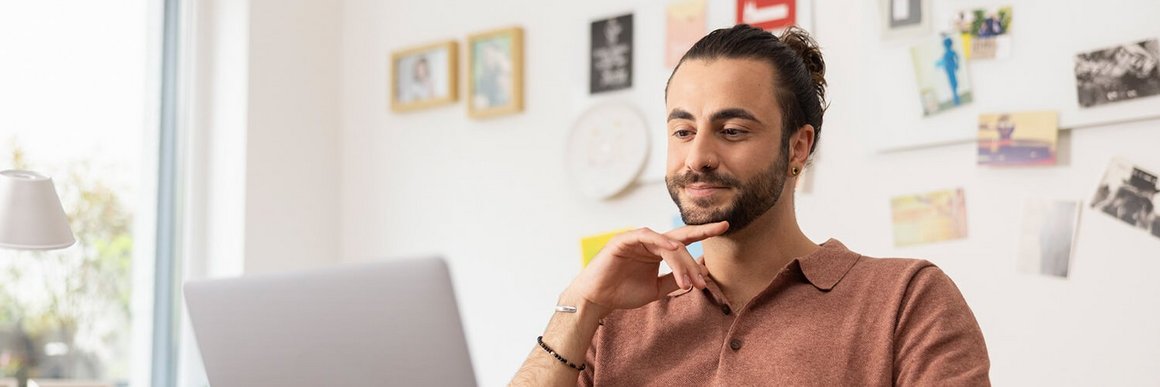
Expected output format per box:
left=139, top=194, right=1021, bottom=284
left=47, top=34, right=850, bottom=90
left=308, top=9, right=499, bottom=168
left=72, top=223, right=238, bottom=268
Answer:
left=536, top=336, right=587, bottom=371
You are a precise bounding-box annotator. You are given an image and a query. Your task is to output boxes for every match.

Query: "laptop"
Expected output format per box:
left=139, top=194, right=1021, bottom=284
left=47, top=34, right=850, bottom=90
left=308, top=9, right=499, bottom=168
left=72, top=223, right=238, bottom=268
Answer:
left=184, top=257, right=477, bottom=387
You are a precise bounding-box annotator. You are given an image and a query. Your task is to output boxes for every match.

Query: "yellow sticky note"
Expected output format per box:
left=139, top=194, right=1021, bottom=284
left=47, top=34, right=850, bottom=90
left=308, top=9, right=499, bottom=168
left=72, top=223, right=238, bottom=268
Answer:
left=580, top=229, right=631, bottom=267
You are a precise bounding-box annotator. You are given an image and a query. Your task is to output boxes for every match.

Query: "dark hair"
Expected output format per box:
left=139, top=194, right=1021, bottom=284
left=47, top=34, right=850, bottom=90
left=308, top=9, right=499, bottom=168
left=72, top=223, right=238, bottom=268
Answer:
left=666, top=24, right=828, bottom=158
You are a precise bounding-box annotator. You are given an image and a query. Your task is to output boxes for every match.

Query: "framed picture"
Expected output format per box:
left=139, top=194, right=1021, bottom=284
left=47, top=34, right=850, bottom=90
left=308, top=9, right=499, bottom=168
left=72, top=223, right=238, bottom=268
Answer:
left=590, top=13, right=634, bottom=94
left=390, top=40, right=458, bottom=112
left=467, top=27, right=524, bottom=118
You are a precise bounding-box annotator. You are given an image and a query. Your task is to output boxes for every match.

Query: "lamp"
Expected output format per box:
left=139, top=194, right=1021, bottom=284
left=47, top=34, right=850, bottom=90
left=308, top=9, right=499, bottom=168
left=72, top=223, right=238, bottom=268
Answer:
left=0, top=169, right=75, bottom=250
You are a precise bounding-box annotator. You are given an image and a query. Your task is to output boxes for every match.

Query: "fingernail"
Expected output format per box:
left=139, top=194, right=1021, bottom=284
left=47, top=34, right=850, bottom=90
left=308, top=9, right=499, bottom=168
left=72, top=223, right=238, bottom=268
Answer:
left=683, top=274, right=692, bottom=289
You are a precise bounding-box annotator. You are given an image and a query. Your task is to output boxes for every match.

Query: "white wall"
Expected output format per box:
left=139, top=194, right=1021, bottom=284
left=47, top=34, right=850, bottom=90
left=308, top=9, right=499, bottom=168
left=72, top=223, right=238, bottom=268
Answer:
left=179, top=0, right=342, bottom=384
left=184, top=0, right=342, bottom=276
left=243, top=0, right=343, bottom=274
left=328, top=0, right=1160, bottom=386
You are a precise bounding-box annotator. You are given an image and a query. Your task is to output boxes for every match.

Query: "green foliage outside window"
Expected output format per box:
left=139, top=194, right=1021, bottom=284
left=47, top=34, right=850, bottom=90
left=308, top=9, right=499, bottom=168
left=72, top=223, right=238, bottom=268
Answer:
left=0, top=144, right=133, bottom=385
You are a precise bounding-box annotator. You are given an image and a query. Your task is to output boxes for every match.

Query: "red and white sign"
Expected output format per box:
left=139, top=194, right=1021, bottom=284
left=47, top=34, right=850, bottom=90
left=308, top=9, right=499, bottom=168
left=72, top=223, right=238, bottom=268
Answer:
left=736, top=0, right=796, bottom=31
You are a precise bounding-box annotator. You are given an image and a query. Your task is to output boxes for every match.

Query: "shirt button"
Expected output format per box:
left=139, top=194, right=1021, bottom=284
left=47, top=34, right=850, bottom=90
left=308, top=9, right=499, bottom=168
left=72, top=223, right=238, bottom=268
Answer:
left=721, top=305, right=732, bottom=315
left=729, top=338, right=743, bottom=351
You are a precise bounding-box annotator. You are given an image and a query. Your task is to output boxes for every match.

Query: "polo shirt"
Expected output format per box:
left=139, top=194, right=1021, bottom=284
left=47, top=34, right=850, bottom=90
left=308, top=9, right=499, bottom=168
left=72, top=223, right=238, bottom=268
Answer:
left=579, top=239, right=990, bottom=386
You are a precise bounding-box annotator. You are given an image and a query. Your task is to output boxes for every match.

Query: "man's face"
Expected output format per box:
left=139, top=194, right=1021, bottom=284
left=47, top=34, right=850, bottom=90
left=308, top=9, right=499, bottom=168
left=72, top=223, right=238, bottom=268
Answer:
left=665, top=58, right=790, bottom=234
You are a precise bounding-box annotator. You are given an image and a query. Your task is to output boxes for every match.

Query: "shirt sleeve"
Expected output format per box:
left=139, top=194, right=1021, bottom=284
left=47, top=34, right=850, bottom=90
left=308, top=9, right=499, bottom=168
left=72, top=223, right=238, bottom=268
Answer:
left=577, top=323, right=601, bottom=386
left=893, top=264, right=991, bottom=386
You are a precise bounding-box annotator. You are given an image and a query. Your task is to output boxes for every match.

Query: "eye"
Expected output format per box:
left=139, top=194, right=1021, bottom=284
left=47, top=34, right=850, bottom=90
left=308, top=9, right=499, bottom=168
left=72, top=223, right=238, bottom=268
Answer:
left=721, top=128, right=747, bottom=137
left=672, top=129, right=694, bottom=139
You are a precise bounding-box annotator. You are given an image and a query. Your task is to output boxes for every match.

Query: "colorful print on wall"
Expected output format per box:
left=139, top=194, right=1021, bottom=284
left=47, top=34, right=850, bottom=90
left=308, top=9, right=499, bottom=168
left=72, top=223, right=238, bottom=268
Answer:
left=891, top=188, right=969, bottom=247
left=736, top=0, right=795, bottom=31
left=1017, top=199, right=1080, bottom=279
left=951, top=6, right=1012, bottom=60
left=1074, top=38, right=1160, bottom=108
left=666, top=0, right=707, bottom=69
left=672, top=214, right=705, bottom=259
left=467, top=27, right=524, bottom=119
left=1090, top=158, right=1160, bottom=239
left=910, top=33, right=973, bottom=116
left=977, top=111, right=1058, bottom=167
left=580, top=228, right=631, bottom=267
left=590, top=13, right=634, bottom=94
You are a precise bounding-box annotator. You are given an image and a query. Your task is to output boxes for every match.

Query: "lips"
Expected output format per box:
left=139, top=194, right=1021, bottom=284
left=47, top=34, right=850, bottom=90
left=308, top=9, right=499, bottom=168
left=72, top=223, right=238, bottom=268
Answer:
left=684, top=184, right=729, bottom=198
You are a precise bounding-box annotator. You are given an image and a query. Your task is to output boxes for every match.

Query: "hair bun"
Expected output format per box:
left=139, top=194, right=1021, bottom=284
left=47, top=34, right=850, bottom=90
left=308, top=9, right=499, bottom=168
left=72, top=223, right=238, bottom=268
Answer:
left=778, top=26, right=827, bottom=105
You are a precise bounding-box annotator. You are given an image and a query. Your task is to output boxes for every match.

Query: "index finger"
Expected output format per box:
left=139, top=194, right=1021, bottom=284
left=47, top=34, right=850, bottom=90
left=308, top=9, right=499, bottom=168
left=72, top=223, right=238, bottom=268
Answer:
left=665, top=221, right=729, bottom=245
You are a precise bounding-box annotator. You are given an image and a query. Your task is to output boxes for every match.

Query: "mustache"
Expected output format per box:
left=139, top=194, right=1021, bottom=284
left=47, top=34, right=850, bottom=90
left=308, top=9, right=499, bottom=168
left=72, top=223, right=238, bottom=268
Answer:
left=669, top=170, right=742, bottom=188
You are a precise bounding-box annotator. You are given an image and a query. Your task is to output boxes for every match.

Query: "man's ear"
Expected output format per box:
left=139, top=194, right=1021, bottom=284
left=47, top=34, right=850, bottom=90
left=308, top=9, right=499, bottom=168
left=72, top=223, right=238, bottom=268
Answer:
left=790, top=124, right=815, bottom=167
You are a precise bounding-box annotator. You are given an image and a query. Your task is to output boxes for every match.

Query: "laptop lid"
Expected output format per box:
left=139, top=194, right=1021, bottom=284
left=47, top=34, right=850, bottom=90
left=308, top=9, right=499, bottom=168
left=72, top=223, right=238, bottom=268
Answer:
left=184, top=257, right=476, bottom=387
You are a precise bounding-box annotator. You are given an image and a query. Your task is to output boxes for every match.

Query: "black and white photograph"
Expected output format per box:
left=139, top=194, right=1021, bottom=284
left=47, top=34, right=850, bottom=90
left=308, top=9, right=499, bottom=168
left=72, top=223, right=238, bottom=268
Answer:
left=878, top=0, right=930, bottom=40
left=1091, top=158, right=1160, bottom=239
left=590, top=13, right=633, bottom=94
left=1074, top=38, right=1160, bottom=108
left=1018, top=199, right=1080, bottom=278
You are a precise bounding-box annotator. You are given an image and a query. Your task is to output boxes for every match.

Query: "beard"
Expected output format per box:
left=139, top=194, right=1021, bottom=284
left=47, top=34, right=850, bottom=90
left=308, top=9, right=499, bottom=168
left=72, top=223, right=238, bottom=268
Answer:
left=666, top=154, right=788, bottom=235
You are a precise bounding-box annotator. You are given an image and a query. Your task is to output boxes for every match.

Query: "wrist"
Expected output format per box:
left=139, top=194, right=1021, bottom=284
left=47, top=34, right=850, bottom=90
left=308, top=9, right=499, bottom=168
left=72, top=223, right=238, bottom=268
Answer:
left=557, top=291, right=611, bottom=322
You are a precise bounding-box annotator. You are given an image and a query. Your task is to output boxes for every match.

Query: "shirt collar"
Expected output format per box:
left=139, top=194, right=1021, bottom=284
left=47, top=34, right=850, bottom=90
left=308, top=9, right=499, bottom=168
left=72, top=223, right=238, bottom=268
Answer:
left=686, top=238, right=861, bottom=302
left=797, top=238, right=861, bottom=291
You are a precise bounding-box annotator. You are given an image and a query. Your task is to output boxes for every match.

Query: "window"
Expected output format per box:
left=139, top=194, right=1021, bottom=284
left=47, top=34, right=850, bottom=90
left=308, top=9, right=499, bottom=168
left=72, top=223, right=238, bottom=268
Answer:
left=0, top=1, right=154, bottom=385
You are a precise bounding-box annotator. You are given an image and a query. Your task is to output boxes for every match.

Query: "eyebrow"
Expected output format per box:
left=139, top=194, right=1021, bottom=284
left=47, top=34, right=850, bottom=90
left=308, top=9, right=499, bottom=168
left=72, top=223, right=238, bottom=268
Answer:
left=667, top=109, right=694, bottom=122
left=666, top=108, right=762, bottom=124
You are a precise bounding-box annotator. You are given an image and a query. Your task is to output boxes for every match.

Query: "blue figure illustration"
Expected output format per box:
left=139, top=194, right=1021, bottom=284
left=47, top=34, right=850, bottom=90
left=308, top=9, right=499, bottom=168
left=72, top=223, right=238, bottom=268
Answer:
left=936, top=35, right=962, bottom=106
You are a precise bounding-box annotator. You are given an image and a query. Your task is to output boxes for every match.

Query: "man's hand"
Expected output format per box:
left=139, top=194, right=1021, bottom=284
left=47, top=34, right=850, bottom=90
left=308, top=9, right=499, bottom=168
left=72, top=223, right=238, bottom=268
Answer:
left=563, top=221, right=729, bottom=319
left=511, top=221, right=728, bottom=387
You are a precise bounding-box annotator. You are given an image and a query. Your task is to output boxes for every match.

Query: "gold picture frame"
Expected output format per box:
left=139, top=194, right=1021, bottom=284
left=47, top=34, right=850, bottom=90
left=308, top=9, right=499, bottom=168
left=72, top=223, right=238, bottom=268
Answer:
left=390, top=40, right=458, bottom=112
left=466, top=27, right=524, bottom=118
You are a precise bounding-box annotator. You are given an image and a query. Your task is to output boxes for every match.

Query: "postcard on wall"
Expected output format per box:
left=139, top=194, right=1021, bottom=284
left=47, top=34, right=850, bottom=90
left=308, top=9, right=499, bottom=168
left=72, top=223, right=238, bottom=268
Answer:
left=1017, top=199, right=1080, bottom=278
left=1090, top=158, right=1160, bottom=239
left=879, top=0, right=930, bottom=40
left=390, top=40, right=458, bottom=112
left=467, top=27, right=524, bottom=118
left=580, top=228, right=631, bottom=267
left=672, top=214, right=705, bottom=259
left=1074, top=38, right=1160, bottom=108
left=666, top=0, right=706, bottom=68
left=891, top=187, right=968, bottom=247
left=950, top=6, right=1012, bottom=60
left=911, top=34, right=973, bottom=116
left=590, top=13, right=634, bottom=94
left=977, top=111, right=1058, bottom=166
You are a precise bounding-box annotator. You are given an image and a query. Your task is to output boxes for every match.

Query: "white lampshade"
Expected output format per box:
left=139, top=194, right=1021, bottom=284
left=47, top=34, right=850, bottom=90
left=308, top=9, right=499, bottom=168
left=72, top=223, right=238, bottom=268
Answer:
left=0, top=169, right=75, bottom=250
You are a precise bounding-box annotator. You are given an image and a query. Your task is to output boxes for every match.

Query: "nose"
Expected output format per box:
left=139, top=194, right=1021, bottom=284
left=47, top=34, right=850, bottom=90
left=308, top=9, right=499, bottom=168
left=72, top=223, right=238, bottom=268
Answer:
left=684, top=131, right=719, bottom=172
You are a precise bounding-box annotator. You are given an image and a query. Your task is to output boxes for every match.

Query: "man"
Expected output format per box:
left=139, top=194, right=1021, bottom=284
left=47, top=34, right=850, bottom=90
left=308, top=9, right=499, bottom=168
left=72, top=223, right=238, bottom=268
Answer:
left=512, top=25, right=989, bottom=386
